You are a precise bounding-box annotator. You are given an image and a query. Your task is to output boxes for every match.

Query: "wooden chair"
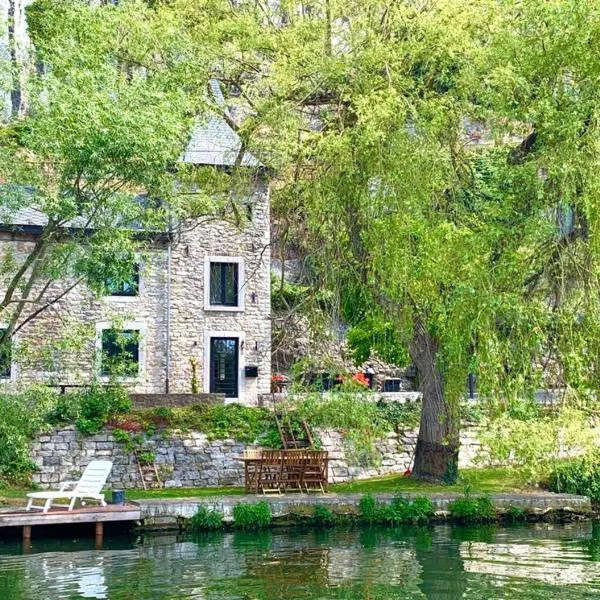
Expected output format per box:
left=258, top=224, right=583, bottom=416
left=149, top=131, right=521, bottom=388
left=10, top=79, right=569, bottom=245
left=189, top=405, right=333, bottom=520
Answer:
left=258, top=450, right=284, bottom=495
left=302, top=450, right=328, bottom=494
left=282, top=450, right=306, bottom=492
left=243, top=449, right=262, bottom=493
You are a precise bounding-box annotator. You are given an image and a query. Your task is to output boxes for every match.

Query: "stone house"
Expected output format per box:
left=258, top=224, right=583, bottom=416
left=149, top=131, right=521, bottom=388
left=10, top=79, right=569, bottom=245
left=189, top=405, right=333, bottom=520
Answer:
left=0, top=88, right=272, bottom=405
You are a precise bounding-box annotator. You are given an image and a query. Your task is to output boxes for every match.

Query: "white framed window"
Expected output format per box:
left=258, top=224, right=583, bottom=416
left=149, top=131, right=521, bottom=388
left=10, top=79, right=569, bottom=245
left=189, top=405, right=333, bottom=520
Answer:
left=103, top=261, right=143, bottom=302
left=104, top=265, right=140, bottom=298
left=204, top=329, right=245, bottom=402
left=96, top=321, right=146, bottom=381
left=204, top=256, right=245, bottom=312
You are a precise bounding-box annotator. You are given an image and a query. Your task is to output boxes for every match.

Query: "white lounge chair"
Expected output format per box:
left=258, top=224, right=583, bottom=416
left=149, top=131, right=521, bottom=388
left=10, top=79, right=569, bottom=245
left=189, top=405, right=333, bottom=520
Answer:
left=26, top=460, right=113, bottom=513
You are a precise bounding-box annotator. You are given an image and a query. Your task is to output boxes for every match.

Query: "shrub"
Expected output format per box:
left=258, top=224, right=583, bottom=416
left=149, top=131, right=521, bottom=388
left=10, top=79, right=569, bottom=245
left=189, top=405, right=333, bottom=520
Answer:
left=548, top=455, right=600, bottom=502
left=359, top=494, right=435, bottom=525
left=233, top=501, right=272, bottom=529
left=74, top=386, right=131, bottom=434
left=189, top=506, right=224, bottom=531
left=0, top=386, right=59, bottom=484
left=376, top=400, right=421, bottom=431
left=295, top=393, right=388, bottom=465
left=410, top=496, right=435, bottom=522
left=506, top=505, right=526, bottom=522
left=170, top=403, right=278, bottom=445
left=312, top=505, right=335, bottom=527
left=482, top=407, right=597, bottom=484
left=358, top=494, right=379, bottom=523
left=449, top=495, right=496, bottom=522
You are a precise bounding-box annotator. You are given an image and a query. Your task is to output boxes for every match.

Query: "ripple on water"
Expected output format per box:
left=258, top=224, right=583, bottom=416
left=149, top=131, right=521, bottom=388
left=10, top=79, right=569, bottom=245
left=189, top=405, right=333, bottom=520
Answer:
left=0, top=523, right=599, bottom=600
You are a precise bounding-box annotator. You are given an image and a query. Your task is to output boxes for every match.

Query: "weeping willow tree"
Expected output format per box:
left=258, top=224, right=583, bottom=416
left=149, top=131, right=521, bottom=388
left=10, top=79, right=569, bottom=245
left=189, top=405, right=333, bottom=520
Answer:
left=168, top=0, right=600, bottom=481
left=14, top=0, right=598, bottom=480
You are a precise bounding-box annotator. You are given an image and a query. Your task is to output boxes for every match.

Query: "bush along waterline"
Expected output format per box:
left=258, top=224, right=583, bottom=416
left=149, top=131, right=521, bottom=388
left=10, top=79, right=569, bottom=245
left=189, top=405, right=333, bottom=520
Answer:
left=358, top=494, right=435, bottom=525
left=448, top=495, right=497, bottom=523
left=188, top=506, right=225, bottom=531
left=165, top=492, right=592, bottom=534
left=233, top=501, right=273, bottom=530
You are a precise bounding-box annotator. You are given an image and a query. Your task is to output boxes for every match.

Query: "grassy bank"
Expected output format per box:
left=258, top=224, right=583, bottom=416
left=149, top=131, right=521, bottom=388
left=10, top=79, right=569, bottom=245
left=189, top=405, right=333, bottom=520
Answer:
left=0, top=467, right=531, bottom=504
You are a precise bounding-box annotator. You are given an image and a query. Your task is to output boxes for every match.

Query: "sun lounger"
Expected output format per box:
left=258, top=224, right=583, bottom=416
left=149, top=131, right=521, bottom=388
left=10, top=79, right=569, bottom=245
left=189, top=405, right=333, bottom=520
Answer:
left=26, top=460, right=113, bottom=513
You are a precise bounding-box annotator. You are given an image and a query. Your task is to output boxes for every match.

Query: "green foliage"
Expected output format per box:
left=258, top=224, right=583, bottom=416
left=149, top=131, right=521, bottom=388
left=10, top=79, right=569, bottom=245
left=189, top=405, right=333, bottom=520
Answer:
left=47, top=386, right=131, bottom=435
left=271, top=277, right=310, bottom=312
left=346, top=316, right=409, bottom=367
left=358, top=494, right=379, bottom=524
left=188, top=506, right=224, bottom=531
left=449, top=495, right=496, bottom=523
left=482, top=406, right=598, bottom=483
left=358, top=494, right=434, bottom=525
left=169, top=403, right=279, bottom=445
left=506, top=506, right=526, bottom=523
left=0, top=386, right=59, bottom=484
left=548, top=455, right=600, bottom=503
left=410, top=496, right=436, bottom=522
left=294, top=393, right=387, bottom=465
left=376, top=400, right=421, bottom=431
left=0, top=0, right=220, bottom=365
left=233, top=501, right=272, bottom=530
left=73, top=387, right=131, bottom=435
left=312, top=505, right=336, bottom=528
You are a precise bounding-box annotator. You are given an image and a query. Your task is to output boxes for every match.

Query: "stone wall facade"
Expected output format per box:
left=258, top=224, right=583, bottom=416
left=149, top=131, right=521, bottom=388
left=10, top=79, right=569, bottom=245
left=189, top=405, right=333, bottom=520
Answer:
left=31, top=424, right=483, bottom=489
left=0, top=179, right=271, bottom=406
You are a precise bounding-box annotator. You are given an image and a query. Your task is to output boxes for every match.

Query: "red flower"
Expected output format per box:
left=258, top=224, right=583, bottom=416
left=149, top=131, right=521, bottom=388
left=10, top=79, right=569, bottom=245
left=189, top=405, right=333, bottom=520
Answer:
left=353, top=372, right=369, bottom=386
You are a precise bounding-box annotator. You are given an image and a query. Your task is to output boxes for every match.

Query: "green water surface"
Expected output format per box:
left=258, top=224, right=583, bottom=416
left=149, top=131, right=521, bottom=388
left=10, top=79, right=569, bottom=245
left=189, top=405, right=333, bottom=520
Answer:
left=1, top=522, right=600, bottom=599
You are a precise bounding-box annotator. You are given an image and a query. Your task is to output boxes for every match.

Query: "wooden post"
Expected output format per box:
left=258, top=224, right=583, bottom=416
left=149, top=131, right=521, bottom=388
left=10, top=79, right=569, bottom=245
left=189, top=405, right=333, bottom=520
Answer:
left=22, top=525, right=32, bottom=550
left=95, top=521, right=104, bottom=549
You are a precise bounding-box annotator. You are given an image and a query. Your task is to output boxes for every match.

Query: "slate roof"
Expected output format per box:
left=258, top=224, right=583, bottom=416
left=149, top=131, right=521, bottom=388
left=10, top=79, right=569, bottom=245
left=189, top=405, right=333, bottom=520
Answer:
left=181, top=80, right=260, bottom=167
left=0, top=81, right=260, bottom=231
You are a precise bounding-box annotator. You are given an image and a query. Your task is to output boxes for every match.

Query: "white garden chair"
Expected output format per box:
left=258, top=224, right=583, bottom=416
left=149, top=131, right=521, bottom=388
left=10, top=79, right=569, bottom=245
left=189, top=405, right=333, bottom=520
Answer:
left=26, top=460, right=113, bottom=513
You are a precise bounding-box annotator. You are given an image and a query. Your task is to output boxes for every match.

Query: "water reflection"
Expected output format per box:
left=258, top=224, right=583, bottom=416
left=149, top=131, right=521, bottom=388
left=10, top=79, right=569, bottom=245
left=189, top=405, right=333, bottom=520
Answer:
left=0, top=523, right=598, bottom=599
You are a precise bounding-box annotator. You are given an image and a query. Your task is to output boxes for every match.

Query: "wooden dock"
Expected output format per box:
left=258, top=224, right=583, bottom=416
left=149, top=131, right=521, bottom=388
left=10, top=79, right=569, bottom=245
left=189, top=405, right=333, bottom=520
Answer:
left=0, top=504, right=141, bottom=545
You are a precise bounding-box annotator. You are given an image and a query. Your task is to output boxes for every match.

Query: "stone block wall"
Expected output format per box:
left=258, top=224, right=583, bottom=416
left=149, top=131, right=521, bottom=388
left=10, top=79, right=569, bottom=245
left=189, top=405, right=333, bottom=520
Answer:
left=32, top=426, right=249, bottom=489
left=319, top=426, right=482, bottom=483
left=0, top=178, right=271, bottom=405
left=30, top=424, right=483, bottom=490
left=130, top=393, right=224, bottom=409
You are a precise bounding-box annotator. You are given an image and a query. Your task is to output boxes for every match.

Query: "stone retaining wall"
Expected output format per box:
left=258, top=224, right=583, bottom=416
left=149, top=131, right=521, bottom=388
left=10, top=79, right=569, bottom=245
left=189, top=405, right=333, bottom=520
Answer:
left=130, top=393, right=224, bottom=409
left=136, top=492, right=593, bottom=528
left=31, top=424, right=484, bottom=490
left=320, top=426, right=482, bottom=483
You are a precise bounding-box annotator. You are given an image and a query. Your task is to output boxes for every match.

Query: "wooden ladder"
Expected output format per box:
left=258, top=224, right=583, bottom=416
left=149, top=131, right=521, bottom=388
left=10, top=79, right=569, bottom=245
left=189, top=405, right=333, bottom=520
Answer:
left=274, top=413, right=314, bottom=449
left=136, top=456, right=162, bottom=490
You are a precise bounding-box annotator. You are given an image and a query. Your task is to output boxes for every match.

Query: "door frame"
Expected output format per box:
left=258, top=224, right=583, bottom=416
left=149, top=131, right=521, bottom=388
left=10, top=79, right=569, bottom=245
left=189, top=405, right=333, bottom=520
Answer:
left=204, top=330, right=245, bottom=402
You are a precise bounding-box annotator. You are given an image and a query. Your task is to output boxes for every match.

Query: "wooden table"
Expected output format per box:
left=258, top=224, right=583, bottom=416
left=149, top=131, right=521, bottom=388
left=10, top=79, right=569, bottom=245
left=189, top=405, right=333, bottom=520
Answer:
left=235, top=451, right=329, bottom=494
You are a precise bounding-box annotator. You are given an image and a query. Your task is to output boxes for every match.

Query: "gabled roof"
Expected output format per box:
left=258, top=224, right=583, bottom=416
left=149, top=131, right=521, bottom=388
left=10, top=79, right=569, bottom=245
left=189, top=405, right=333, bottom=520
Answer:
left=0, top=81, right=261, bottom=232
left=181, top=80, right=260, bottom=168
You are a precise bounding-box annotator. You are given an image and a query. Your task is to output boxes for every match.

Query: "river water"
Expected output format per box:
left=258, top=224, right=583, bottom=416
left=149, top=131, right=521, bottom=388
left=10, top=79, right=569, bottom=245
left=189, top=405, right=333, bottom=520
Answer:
left=0, top=522, right=599, bottom=599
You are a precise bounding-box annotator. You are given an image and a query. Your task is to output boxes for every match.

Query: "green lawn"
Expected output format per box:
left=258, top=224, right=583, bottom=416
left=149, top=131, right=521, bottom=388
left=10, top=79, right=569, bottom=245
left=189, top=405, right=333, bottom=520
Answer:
left=330, top=467, right=529, bottom=495
left=0, top=467, right=531, bottom=504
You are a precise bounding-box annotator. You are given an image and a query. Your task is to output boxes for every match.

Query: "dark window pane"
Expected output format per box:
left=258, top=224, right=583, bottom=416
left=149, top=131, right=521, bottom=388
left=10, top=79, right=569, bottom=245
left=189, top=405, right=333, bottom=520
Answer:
left=0, top=329, right=11, bottom=378
left=101, top=329, right=139, bottom=377
left=210, top=263, right=222, bottom=305
left=105, top=264, right=139, bottom=297
left=209, top=262, right=238, bottom=306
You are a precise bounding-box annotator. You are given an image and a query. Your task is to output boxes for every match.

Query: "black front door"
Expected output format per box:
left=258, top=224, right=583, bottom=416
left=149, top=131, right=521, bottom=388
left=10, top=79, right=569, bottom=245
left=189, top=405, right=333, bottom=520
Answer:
left=210, top=337, right=239, bottom=398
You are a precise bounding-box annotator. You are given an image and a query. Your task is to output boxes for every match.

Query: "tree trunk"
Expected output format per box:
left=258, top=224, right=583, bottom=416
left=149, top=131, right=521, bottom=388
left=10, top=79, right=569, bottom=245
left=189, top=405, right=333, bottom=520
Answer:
left=410, top=320, right=459, bottom=483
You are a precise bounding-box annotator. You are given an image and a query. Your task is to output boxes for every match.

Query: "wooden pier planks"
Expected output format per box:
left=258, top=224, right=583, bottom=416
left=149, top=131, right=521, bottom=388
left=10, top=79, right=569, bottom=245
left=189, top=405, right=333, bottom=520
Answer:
left=0, top=504, right=141, bottom=527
